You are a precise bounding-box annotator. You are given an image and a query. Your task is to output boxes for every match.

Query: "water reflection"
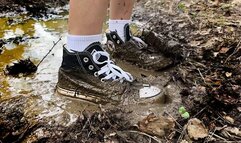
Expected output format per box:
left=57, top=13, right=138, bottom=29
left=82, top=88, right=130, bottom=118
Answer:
left=0, top=14, right=67, bottom=99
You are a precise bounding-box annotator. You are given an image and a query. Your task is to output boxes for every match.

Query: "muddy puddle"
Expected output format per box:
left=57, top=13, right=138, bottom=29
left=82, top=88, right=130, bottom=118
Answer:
left=0, top=6, right=182, bottom=127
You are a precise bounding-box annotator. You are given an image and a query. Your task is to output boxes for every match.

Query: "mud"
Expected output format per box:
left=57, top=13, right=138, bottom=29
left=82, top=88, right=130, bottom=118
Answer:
left=0, top=98, right=166, bottom=143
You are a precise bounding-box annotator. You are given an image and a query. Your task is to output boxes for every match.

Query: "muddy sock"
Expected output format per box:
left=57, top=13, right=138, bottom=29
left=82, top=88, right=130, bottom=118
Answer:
left=109, top=19, right=131, bottom=42
left=66, top=34, right=102, bottom=52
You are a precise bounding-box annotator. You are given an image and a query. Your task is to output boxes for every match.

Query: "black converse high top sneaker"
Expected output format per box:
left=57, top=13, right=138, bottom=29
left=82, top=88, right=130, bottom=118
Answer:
left=56, top=42, right=161, bottom=104
left=106, top=24, right=174, bottom=70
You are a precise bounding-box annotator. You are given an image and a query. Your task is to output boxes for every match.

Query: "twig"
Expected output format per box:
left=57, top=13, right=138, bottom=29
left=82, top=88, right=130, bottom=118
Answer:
left=124, top=130, right=162, bottom=143
left=197, top=68, right=206, bottom=84
left=206, top=128, right=217, bottom=142
left=185, top=13, right=194, bottom=25
left=193, top=105, right=207, bottom=118
left=36, top=37, right=62, bottom=68
left=164, top=111, right=182, bottom=129
left=212, top=133, right=227, bottom=141
left=225, top=40, right=241, bottom=63
left=177, top=125, right=187, bottom=143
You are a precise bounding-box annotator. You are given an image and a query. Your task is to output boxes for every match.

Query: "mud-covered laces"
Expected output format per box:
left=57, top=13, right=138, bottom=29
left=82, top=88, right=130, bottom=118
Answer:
left=131, top=36, right=148, bottom=49
left=92, top=51, right=133, bottom=82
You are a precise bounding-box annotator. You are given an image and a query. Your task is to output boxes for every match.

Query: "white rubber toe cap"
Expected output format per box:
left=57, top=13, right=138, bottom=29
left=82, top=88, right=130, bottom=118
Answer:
left=139, top=84, right=161, bottom=98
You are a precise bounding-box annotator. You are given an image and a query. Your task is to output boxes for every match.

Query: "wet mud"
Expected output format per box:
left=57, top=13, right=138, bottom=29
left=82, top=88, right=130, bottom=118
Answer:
left=0, top=97, right=173, bottom=143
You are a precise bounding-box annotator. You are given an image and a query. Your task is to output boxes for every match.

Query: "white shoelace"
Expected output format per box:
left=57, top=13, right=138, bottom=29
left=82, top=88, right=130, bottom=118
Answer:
left=92, top=51, right=134, bottom=83
left=132, top=36, right=148, bottom=49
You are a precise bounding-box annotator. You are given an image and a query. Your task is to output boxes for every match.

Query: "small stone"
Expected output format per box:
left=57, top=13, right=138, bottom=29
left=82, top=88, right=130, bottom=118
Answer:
left=187, top=118, right=208, bottom=140
left=237, top=107, right=241, bottom=112
left=224, top=116, right=234, bottom=124
left=225, top=72, right=232, bottom=78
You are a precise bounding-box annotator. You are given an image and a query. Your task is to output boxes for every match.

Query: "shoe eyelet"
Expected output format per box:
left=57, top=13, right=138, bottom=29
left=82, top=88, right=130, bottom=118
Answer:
left=117, top=40, right=120, bottom=44
left=89, top=65, right=94, bottom=70
left=113, top=35, right=116, bottom=39
left=101, top=78, right=105, bottom=82
left=94, top=72, right=98, bottom=77
left=83, top=57, right=89, bottom=63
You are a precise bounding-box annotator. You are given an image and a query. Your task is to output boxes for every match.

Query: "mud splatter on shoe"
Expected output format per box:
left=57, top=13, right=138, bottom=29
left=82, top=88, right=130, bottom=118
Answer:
left=56, top=42, right=162, bottom=104
left=106, top=24, right=174, bottom=71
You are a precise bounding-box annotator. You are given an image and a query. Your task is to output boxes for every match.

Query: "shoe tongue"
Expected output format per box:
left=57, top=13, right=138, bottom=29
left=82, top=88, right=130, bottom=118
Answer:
left=84, top=42, right=107, bottom=65
left=85, top=42, right=104, bottom=54
left=124, top=24, right=131, bottom=42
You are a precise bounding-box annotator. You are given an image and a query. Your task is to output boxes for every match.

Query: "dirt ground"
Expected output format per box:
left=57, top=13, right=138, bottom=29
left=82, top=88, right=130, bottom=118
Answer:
left=136, top=0, right=241, bottom=142
left=0, top=0, right=241, bottom=143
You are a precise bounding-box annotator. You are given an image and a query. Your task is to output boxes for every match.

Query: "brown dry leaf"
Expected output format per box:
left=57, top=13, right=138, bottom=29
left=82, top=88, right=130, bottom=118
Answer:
left=214, top=80, right=222, bottom=86
left=219, top=47, right=229, bottom=54
left=223, top=116, right=235, bottom=124
left=187, top=118, right=208, bottom=140
left=223, top=127, right=241, bottom=137
left=138, top=113, right=175, bottom=137
left=238, top=107, right=241, bottom=112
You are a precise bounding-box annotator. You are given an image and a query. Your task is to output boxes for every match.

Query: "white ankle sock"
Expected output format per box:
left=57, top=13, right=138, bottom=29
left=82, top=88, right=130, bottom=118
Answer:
left=109, top=19, right=131, bottom=42
left=66, top=34, right=102, bottom=52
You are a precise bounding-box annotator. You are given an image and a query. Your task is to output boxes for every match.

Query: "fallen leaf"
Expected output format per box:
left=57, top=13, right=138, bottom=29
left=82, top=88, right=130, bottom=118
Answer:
left=138, top=113, right=175, bottom=137
left=238, top=107, right=241, bottom=112
left=219, top=47, right=229, bottom=54
left=224, top=116, right=234, bottom=124
left=187, top=118, right=208, bottom=140
left=222, top=127, right=241, bottom=137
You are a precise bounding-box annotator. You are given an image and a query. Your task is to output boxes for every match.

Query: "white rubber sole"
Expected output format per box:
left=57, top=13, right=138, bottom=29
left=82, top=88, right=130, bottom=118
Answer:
left=56, top=85, right=161, bottom=104
left=56, top=86, right=117, bottom=104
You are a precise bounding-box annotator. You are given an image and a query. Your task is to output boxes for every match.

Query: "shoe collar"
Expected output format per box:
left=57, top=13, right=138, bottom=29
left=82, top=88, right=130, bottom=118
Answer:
left=63, top=42, right=108, bottom=66
left=108, top=23, right=132, bottom=44
left=84, top=42, right=104, bottom=55
left=124, top=24, right=132, bottom=42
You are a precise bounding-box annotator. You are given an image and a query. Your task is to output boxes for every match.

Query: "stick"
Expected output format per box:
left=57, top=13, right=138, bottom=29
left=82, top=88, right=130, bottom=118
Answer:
left=164, top=111, right=182, bottom=129
left=36, top=37, right=62, bottom=68
left=212, top=133, right=227, bottom=141
left=225, top=40, right=241, bottom=63
left=193, top=106, right=207, bottom=118
left=124, top=130, right=162, bottom=143
left=197, top=68, right=206, bottom=84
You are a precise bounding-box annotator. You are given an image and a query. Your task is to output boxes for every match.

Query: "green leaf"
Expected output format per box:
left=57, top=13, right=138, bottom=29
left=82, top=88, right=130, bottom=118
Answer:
left=181, top=112, right=190, bottom=119
left=179, top=106, right=186, bottom=114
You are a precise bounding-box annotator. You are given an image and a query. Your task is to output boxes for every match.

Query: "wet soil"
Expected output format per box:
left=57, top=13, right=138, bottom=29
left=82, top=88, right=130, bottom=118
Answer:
left=135, top=0, right=241, bottom=142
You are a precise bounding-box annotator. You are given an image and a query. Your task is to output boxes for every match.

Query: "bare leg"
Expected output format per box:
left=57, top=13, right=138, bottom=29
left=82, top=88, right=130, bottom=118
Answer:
left=110, top=0, right=135, bottom=20
left=68, top=0, right=109, bottom=35
left=108, top=0, right=135, bottom=41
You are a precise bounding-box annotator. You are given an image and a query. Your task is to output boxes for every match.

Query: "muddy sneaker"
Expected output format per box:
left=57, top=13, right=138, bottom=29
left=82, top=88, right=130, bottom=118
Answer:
left=56, top=42, right=161, bottom=104
left=106, top=24, right=173, bottom=71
